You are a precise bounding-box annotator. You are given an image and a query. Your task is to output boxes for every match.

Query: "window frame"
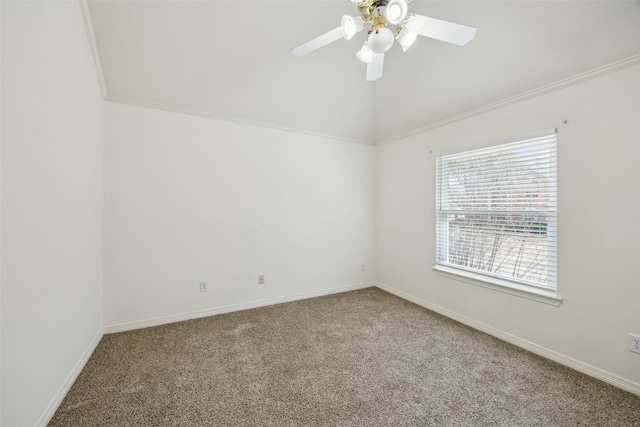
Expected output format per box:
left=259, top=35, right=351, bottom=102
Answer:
left=433, top=130, right=560, bottom=304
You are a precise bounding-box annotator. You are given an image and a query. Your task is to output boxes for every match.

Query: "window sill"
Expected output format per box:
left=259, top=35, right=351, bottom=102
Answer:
left=432, top=265, right=562, bottom=307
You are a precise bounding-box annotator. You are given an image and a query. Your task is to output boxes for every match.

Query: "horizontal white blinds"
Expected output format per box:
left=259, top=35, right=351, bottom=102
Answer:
left=436, top=134, right=557, bottom=290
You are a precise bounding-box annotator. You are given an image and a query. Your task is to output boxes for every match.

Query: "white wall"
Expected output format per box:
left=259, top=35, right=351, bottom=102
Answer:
left=2, top=4, right=635, bottom=426
left=1, top=2, right=104, bottom=426
left=376, top=63, right=640, bottom=392
left=103, top=102, right=375, bottom=330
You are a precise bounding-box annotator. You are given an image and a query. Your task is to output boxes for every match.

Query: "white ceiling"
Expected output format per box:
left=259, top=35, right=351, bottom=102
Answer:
left=87, top=0, right=640, bottom=143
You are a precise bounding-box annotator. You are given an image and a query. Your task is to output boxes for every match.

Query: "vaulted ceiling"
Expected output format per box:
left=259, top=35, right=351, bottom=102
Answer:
left=87, top=0, right=640, bottom=143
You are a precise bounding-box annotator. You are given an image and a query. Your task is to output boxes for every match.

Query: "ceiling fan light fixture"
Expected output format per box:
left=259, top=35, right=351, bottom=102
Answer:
left=356, top=42, right=374, bottom=63
left=367, top=26, right=394, bottom=54
left=384, top=0, right=408, bottom=26
left=291, top=1, right=478, bottom=81
left=395, top=14, right=419, bottom=51
left=396, top=27, right=418, bottom=51
left=341, top=15, right=364, bottom=40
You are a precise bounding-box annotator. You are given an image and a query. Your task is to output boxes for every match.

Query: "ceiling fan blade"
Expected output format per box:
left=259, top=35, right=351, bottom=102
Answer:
left=291, top=27, right=344, bottom=56
left=366, top=53, right=384, bottom=81
left=413, top=14, right=477, bottom=46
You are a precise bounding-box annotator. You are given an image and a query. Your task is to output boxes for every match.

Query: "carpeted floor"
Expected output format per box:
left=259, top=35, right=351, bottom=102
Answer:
left=50, top=288, right=640, bottom=426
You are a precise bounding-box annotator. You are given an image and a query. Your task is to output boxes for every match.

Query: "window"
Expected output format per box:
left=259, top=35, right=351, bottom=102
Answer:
left=435, top=132, right=557, bottom=294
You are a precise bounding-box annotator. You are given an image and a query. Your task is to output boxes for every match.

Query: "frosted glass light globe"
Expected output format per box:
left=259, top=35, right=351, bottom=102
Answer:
left=385, top=0, right=408, bottom=26
left=356, top=42, right=374, bottom=63
left=367, top=27, right=394, bottom=54
left=341, top=15, right=364, bottom=40
left=396, top=27, right=418, bottom=51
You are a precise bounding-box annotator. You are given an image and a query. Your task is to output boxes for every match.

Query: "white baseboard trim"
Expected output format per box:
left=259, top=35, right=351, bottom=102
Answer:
left=375, top=281, right=640, bottom=397
left=37, top=328, right=104, bottom=427
left=104, top=282, right=374, bottom=334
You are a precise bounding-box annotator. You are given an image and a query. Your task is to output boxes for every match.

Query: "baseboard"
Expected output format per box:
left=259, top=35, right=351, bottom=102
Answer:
left=37, top=328, right=104, bottom=427
left=104, top=282, right=374, bottom=334
left=375, top=281, right=640, bottom=397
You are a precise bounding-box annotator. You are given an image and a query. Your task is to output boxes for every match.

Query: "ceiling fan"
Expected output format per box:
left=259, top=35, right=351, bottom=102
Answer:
left=291, top=0, right=477, bottom=81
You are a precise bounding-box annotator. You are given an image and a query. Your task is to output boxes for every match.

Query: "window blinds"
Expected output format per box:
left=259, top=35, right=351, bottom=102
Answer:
left=435, top=133, right=557, bottom=291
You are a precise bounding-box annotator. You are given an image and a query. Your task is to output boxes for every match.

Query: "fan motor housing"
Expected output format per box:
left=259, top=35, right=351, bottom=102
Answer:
left=359, top=0, right=388, bottom=23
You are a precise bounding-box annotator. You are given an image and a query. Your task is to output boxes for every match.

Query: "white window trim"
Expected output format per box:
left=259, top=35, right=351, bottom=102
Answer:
left=434, top=129, right=559, bottom=304
left=433, top=265, right=562, bottom=306
left=432, top=129, right=557, bottom=158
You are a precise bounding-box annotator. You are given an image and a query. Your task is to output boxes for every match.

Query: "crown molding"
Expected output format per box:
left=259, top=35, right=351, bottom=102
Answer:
left=78, top=0, right=638, bottom=148
left=80, top=0, right=371, bottom=146
left=105, top=94, right=376, bottom=146
left=376, top=53, right=640, bottom=145
left=79, top=0, right=108, bottom=99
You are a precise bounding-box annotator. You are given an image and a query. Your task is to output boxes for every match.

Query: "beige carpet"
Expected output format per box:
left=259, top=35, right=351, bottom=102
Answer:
left=50, top=288, right=640, bottom=426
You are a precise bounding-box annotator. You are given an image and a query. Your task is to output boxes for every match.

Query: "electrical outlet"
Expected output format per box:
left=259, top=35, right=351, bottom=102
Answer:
left=258, top=275, right=264, bottom=285
left=361, top=263, right=366, bottom=271
left=629, top=334, right=640, bottom=354
left=199, top=281, right=208, bottom=292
